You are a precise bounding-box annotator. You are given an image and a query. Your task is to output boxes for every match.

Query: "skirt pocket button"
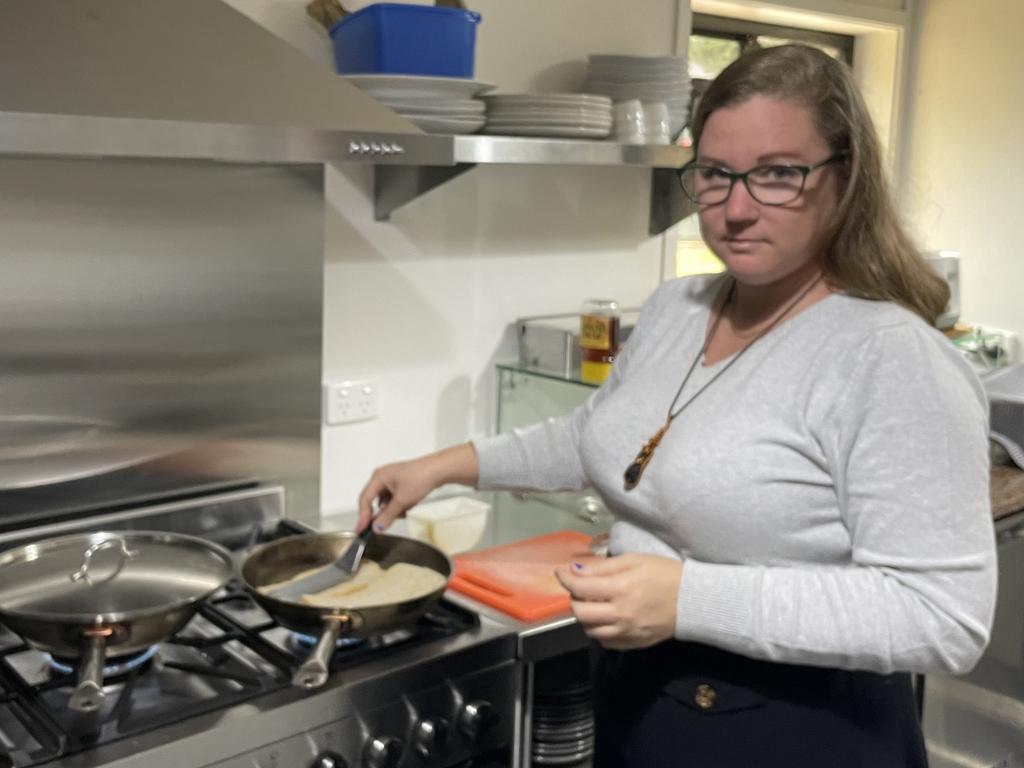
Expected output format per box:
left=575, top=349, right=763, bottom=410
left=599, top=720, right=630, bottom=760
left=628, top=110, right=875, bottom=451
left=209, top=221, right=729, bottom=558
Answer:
left=694, top=683, right=717, bottom=710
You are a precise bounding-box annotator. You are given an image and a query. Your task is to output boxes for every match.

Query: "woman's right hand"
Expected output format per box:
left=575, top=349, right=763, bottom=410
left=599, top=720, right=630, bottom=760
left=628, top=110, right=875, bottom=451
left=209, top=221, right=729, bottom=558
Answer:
left=356, top=443, right=480, bottom=532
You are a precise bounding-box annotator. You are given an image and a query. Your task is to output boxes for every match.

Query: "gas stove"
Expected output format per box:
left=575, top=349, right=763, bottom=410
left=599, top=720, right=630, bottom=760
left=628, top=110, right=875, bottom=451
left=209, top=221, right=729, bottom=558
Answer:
left=0, top=486, right=519, bottom=768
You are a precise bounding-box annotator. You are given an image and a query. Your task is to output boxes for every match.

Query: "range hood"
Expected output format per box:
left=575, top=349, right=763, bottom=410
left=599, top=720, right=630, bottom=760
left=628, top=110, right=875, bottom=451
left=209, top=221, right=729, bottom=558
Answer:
left=0, top=0, right=693, bottom=232
left=0, top=0, right=445, bottom=163
left=0, top=0, right=419, bottom=131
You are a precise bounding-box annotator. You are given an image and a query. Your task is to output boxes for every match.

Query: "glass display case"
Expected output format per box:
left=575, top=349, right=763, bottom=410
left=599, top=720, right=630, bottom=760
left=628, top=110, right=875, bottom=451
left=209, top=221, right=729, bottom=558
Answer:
left=495, top=363, right=611, bottom=530
left=496, top=363, right=597, bottom=434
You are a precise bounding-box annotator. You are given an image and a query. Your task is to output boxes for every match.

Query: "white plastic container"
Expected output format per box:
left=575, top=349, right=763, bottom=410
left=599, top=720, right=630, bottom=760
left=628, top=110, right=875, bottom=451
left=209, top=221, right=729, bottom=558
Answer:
left=406, top=496, right=490, bottom=555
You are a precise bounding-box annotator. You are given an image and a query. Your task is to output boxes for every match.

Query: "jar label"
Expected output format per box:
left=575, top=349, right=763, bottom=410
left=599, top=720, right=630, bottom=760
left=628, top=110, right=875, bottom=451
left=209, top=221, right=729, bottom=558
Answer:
left=580, top=314, right=613, bottom=350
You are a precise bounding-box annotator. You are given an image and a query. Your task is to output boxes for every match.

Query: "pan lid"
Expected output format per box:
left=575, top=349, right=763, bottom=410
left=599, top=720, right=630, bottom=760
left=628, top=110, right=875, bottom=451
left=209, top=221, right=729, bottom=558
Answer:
left=0, top=530, right=234, bottom=623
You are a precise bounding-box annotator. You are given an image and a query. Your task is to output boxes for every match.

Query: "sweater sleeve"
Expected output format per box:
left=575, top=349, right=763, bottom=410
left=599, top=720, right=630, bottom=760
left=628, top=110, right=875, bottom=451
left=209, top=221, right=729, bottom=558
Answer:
left=473, top=285, right=665, bottom=493
left=674, top=323, right=997, bottom=675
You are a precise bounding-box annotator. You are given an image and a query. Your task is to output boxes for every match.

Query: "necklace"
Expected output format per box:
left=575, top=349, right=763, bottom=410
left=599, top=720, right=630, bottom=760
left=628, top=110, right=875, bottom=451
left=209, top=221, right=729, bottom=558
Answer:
left=623, top=273, right=825, bottom=491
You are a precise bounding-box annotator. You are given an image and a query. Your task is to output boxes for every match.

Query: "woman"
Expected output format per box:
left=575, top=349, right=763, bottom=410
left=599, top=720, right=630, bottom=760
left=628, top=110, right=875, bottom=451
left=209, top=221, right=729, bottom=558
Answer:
left=358, top=45, right=996, bottom=766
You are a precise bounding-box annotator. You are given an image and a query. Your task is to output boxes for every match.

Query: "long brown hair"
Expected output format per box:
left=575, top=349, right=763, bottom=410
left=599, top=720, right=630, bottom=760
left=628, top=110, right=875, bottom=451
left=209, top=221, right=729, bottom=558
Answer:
left=691, top=44, right=949, bottom=325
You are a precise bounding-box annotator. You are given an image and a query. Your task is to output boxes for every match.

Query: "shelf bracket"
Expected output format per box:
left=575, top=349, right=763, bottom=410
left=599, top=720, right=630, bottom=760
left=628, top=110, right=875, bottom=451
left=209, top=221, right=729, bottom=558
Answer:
left=649, top=167, right=697, bottom=234
left=374, top=164, right=475, bottom=221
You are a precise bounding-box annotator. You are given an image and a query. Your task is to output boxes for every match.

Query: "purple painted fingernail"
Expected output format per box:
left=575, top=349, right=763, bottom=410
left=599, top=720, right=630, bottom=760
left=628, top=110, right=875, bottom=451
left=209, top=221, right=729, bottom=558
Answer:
left=572, top=562, right=585, bottom=571
left=372, top=523, right=384, bottom=533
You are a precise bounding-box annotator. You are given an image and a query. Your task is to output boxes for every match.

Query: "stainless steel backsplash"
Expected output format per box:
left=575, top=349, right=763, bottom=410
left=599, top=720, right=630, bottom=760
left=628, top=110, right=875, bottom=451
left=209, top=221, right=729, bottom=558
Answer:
left=0, top=157, right=323, bottom=528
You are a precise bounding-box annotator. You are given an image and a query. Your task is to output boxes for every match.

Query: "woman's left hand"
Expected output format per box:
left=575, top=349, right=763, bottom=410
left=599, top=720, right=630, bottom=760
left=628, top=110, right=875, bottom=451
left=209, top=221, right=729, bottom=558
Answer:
left=554, top=554, right=683, bottom=650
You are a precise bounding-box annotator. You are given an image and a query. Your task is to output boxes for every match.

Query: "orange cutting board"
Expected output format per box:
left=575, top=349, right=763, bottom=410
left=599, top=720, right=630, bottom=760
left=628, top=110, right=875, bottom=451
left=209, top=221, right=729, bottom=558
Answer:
left=450, top=530, right=594, bottom=622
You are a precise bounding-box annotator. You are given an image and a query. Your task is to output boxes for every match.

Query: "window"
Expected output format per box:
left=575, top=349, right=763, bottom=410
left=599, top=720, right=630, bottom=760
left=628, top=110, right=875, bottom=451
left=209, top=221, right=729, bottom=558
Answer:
left=689, top=14, right=854, bottom=80
left=687, top=35, right=742, bottom=81
left=682, top=16, right=854, bottom=148
left=676, top=238, right=725, bottom=277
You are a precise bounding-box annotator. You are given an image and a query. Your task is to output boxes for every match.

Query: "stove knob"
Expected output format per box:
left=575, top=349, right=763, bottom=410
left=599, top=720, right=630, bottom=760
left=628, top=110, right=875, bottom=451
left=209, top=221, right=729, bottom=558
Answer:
left=413, top=717, right=449, bottom=759
left=310, top=751, right=348, bottom=768
left=363, top=735, right=403, bottom=768
left=459, top=700, right=499, bottom=742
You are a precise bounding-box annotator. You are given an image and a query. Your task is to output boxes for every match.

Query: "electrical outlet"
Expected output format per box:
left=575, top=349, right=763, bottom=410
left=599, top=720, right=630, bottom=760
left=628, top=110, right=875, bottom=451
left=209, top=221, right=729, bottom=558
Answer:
left=324, top=379, right=379, bottom=425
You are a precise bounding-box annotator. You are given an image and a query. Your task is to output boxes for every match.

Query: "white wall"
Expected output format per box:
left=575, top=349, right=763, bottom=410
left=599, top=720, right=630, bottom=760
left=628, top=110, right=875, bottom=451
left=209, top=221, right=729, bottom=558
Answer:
left=224, top=0, right=683, bottom=516
left=901, top=0, right=1024, bottom=339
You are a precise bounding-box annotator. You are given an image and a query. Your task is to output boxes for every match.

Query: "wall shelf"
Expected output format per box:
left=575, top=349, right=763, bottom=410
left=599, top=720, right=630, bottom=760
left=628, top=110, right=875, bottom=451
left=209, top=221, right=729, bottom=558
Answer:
left=0, top=114, right=694, bottom=234
left=374, top=135, right=694, bottom=234
left=0, top=0, right=696, bottom=233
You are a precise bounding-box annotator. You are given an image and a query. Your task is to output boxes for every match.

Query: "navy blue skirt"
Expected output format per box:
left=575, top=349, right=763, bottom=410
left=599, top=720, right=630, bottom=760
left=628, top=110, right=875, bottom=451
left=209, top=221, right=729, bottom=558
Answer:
left=591, top=641, right=927, bottom=768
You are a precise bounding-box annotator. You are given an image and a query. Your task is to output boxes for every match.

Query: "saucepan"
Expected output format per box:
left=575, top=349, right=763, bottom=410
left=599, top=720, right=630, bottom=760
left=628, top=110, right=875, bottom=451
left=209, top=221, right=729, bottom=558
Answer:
left=240, top=531, right=452, bottom=689
left=0, top=531, right=234, bottom=712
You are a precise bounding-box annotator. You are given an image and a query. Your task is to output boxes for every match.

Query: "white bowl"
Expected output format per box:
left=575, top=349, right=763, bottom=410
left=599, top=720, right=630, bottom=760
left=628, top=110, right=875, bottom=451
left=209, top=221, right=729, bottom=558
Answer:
left=404, top=115, right=486, bottom=134
left=381, top=98, right=485, bottom=116
left=345, top=75, right=496, bottom=101
left=643, top=102, right=671, bottom=144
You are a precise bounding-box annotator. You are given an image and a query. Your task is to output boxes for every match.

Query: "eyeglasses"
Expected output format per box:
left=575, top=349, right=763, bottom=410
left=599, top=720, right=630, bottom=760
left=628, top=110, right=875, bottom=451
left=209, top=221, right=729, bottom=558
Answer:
left=677, top=153, right=848, bottom=206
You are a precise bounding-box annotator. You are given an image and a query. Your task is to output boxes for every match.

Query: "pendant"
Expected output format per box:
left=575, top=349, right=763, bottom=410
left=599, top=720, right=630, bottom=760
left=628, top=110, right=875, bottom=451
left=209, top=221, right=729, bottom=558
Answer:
left=623, top=422, right=670, bottom=491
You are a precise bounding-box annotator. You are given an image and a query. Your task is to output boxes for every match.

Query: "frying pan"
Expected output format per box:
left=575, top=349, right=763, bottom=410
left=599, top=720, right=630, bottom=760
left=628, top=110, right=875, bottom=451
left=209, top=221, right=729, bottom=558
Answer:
left=240, top=532, right=452, bottom=688
left=0, top=531, right=234, bottom=712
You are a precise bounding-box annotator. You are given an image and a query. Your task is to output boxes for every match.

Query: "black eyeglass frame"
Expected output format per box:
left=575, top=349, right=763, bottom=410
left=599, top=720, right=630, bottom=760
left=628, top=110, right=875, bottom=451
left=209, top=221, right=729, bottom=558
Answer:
left=677, top=151, right=849, bottom=206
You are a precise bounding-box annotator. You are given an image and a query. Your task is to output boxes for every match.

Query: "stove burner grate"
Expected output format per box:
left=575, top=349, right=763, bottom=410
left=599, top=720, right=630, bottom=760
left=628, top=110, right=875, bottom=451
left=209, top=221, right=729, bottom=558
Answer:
left=0, top=518, right=482, bottom=768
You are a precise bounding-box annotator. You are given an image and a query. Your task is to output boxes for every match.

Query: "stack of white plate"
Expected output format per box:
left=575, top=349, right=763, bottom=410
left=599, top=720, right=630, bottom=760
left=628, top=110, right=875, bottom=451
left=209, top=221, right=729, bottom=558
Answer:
left=343, top=74, right=496, bottom=134
left=481, top=94, right=613, bottom=139
left=584, top=54, right=691, bottom=139
left=531, top=682, right=595, bottom=766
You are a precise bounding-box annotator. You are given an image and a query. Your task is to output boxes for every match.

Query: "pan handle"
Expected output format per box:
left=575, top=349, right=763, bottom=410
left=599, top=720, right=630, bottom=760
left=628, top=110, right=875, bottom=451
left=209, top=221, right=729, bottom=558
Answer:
left=292, top=615, right=351, bottom=689
left=70, top=537, right=139, bottom=586
left=69, top=627, right=111, bottom=712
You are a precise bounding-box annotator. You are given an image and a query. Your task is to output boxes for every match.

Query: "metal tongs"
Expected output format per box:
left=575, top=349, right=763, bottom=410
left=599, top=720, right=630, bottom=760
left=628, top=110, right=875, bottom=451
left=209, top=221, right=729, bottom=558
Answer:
left=269, top=524, right=373, bottom=602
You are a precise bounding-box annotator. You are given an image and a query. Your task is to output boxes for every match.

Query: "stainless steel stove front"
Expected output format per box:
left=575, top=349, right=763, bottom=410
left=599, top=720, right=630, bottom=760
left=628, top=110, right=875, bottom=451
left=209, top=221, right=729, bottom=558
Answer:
left=74, top=624, right=518, bottom=768
left=0, top=486, right=520, bottom=768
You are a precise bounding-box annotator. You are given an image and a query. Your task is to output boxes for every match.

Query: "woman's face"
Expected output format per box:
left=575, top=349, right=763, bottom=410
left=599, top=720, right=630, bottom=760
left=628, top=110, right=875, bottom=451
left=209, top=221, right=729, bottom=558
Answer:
left=696, top=95, right=841, bottom=287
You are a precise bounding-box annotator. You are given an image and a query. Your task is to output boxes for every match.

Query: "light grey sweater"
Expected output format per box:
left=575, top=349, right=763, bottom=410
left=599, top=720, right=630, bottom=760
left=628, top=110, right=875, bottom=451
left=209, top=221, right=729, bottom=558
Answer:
left=474, top=275, right=996, bottom=675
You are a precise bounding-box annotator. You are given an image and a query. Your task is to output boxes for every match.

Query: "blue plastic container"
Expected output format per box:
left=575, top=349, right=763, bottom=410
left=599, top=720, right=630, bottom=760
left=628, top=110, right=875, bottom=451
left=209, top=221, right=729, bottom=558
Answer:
left=330, top=3, right=482, bottom=78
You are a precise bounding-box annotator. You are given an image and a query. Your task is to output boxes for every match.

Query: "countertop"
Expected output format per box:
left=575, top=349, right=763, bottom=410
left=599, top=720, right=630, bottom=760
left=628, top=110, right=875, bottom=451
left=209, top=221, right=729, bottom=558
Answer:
left=317, top=465, right=1024, bottom=660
